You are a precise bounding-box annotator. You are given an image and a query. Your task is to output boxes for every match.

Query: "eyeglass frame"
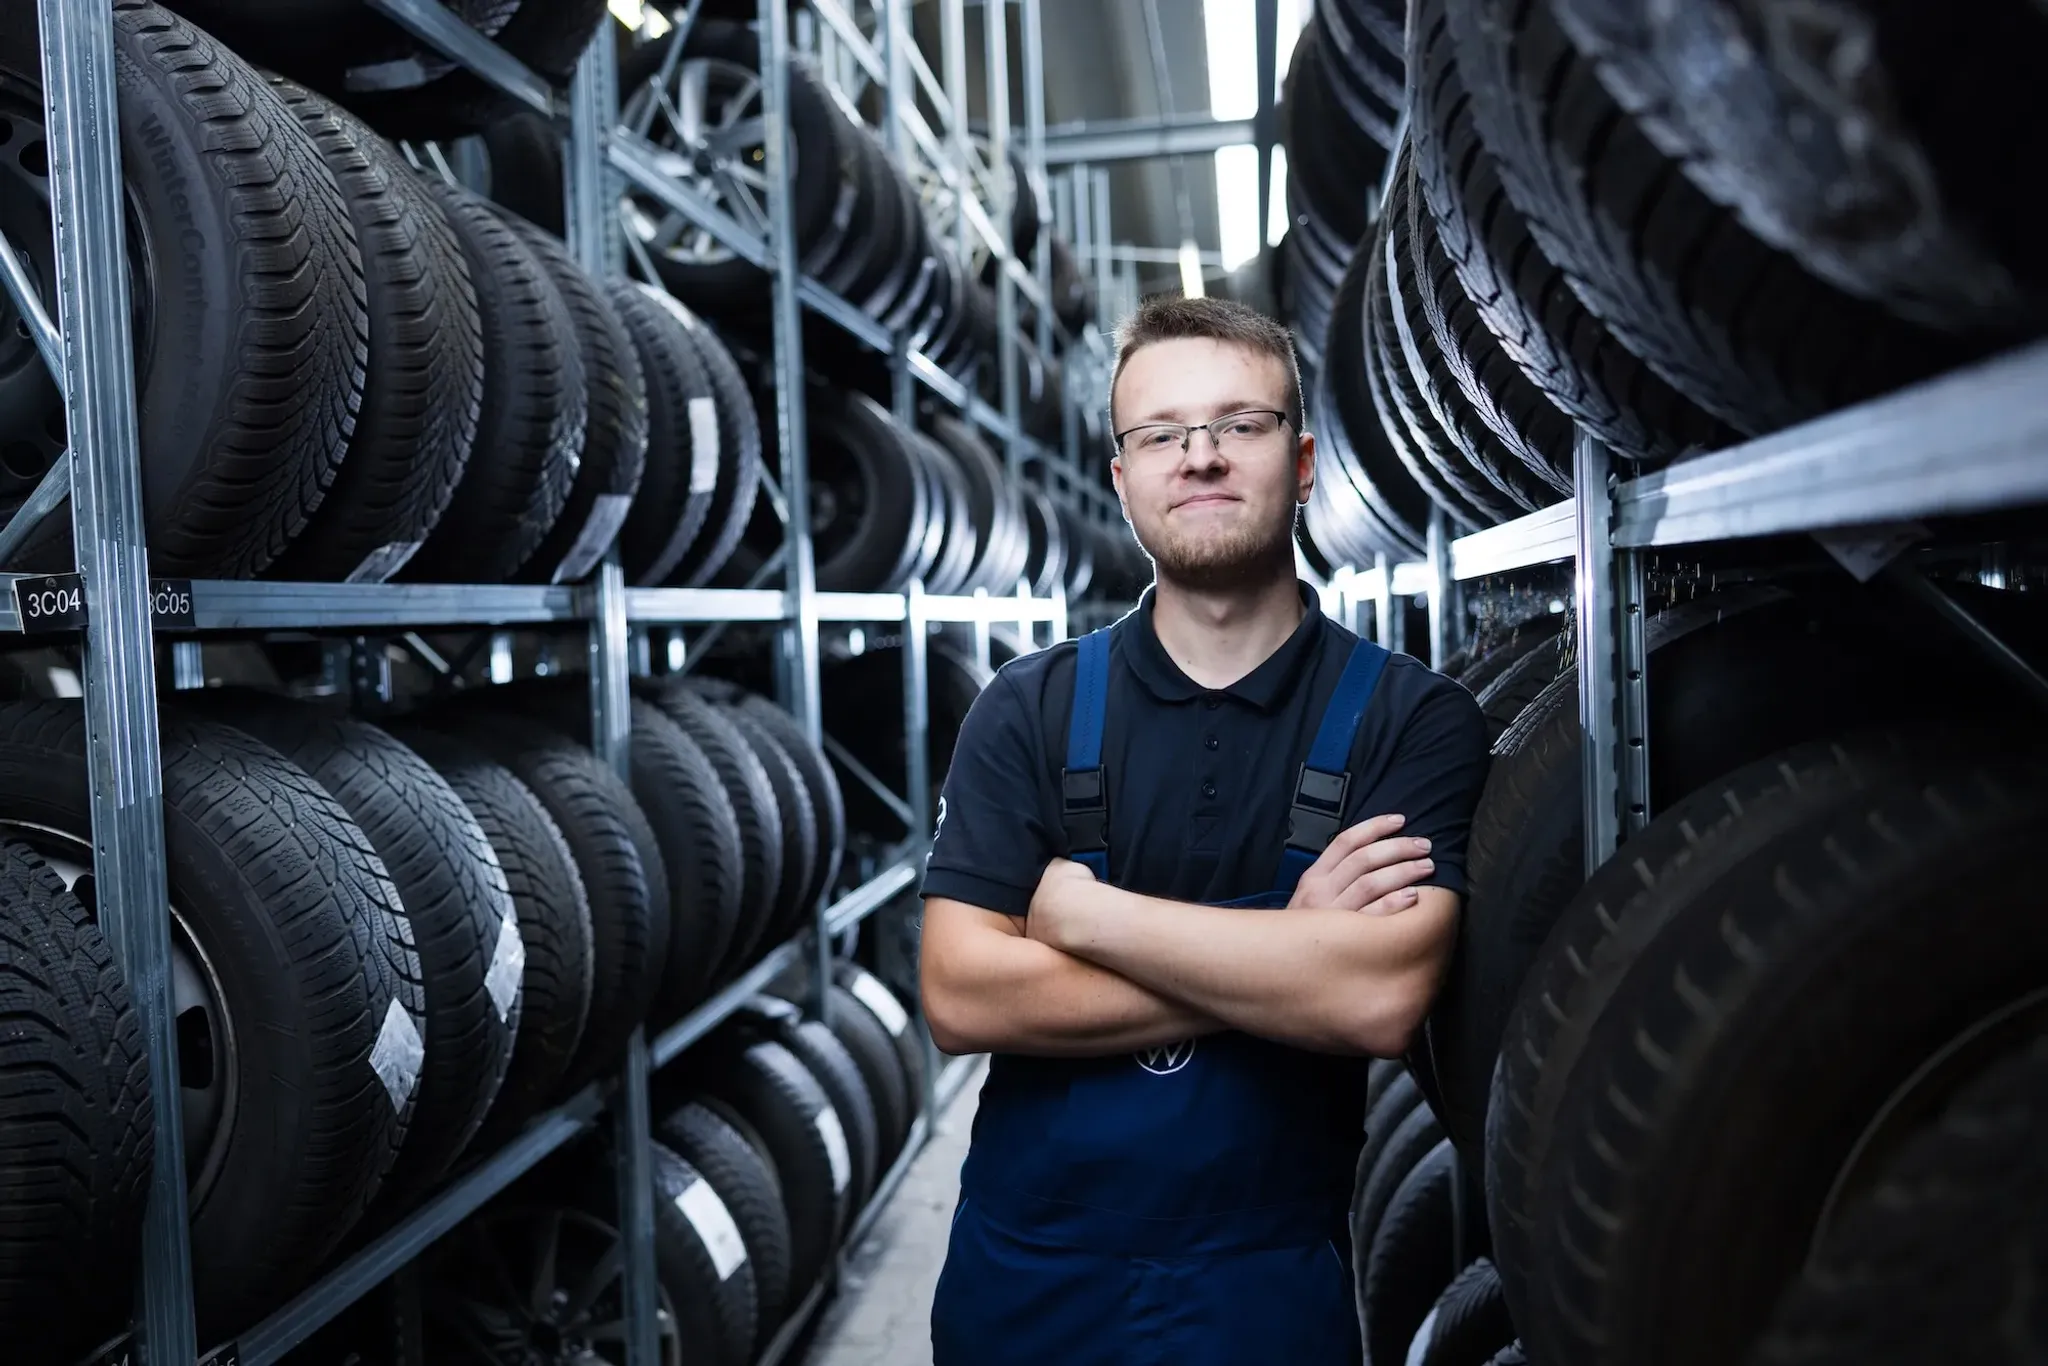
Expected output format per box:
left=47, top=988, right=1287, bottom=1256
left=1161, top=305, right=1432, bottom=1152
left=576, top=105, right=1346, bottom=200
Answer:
left=1111, top=408, right=1296, bottom=456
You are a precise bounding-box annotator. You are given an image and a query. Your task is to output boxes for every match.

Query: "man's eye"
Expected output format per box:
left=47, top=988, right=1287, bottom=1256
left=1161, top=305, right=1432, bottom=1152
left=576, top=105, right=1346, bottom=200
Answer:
left=1141, top=430, right=1178, bottom=447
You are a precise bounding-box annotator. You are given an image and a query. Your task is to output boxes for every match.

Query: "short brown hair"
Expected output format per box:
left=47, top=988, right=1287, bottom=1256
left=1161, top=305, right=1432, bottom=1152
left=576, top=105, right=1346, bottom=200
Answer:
left=1108, top=294, right=1304, bottom=438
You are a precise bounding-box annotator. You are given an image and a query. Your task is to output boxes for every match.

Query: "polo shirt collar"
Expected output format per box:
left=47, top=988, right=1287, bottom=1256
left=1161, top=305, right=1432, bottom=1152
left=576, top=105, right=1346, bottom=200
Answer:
left=1122, top=580, right=1326, bottom=709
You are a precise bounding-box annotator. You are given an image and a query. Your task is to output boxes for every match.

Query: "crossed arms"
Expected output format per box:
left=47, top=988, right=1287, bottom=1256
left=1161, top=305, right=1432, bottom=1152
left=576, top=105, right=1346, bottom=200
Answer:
left=919, top=814, right=1459, bottom=1060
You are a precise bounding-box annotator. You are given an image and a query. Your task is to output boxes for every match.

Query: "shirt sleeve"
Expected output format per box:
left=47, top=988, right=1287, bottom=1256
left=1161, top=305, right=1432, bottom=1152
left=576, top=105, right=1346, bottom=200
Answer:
left=919, top=667, right=1059, bottom=918
left=1348, top=678, right=1491, bottom=899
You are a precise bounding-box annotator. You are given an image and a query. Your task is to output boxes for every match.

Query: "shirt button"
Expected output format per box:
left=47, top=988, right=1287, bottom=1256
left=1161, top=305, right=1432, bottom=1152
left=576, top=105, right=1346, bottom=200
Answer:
left=1204, top=735, right=1219, bottom=751
left=1202, top=781, right=1217, bottom=798
left=1204, top=697, right=1221, bottom=710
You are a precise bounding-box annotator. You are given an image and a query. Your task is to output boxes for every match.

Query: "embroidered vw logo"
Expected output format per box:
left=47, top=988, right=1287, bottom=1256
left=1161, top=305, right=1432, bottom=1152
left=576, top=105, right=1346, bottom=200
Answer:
left=1135, top=1038, right=1197, bottom=1075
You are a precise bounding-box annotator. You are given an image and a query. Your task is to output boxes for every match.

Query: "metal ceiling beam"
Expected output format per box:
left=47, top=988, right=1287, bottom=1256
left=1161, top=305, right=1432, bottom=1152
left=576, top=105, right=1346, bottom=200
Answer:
left=1041, top=114, right=1255, bottom=164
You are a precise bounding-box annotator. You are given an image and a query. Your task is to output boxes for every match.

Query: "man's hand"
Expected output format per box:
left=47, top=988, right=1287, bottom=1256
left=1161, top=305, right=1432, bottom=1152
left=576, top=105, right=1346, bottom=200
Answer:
left=1025, top=857, right=1099, bottom=951
left=1289, top=813, right=1438, bottom=915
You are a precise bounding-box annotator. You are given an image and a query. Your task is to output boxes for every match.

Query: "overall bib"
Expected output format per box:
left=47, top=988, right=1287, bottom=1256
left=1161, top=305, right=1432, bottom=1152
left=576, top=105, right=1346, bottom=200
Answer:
left=931, top=627, right=1391, bottom=1366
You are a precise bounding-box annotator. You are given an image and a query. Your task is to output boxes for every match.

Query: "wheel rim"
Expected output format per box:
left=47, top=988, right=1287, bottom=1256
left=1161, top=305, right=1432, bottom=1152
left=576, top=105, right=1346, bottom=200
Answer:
left=1809, top=984, right=2048, bottom=1260
left=622, top=54, right=780, bottom=271
left=0, top=94, right=68, bottom=503
left=0, top=820, right=240, bottom=1210
left=0, top=77, right=154, bottom=523
left=427, top=1206, right=683, bottom=1366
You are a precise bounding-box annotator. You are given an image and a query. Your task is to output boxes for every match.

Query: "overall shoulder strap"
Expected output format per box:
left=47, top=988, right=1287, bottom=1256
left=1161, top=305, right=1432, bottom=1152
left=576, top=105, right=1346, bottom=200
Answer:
left=1061, top=628, right=1113, bottom=880
left=1275, top=638, right=1392, bottom=893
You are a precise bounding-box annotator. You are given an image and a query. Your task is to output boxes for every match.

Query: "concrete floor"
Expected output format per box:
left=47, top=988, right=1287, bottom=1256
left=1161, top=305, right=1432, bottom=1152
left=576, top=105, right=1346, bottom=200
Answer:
left=799, top=1059, right=986, bottom=1366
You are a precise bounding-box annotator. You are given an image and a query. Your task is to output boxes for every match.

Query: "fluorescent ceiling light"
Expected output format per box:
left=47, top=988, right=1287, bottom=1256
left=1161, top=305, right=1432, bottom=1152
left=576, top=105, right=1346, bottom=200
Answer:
left=1212, top=143, right=1291, bottom=271
left=1267, top=144, right=1289, bottom=248
left=1205, top=1, right=1306, bottom=272
left=610, top=0, right=671, bottom=37
left=1179, top=240, right=1206, bottom=298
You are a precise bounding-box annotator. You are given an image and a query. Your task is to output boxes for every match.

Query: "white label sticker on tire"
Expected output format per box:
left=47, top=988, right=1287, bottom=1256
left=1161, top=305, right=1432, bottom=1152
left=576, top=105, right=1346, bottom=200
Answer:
left=483, top=912, right=525, bottom=1024
left=687, top=397, right=721, bottom=494
left=814, top=1104, right=851, bottom=1195
left=676, top=1176, right=749, bottom=1281
left=551, top=493, right=636, bottom=584
left=370, top=998, right=425, bottom=1112
left=847, top=970, right=909, bottom=1038
left=1404, top=1306, right=1441, bottom=1366
left=346, top=541, right=422, bottom=584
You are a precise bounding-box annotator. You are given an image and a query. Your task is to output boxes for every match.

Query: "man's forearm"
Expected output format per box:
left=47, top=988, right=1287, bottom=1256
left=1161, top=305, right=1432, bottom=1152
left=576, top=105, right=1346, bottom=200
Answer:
left=920, top=903, right=1224, bottom=1058
left=1035, top=880, right=1456, bottom=1056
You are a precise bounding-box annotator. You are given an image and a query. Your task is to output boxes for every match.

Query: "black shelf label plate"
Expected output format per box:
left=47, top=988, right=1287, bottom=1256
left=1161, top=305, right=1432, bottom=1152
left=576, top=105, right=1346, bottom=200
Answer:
left=7, top=574, right=198, bottom=632
left=150, top=578, right=196, bottom=630
left=13, top=572, right=86, bottom=632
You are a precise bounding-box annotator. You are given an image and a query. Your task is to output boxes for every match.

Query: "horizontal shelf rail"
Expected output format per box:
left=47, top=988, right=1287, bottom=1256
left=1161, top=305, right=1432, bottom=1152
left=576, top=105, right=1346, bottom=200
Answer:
left=621, top=586, right=790, bottom=624
left=1442, top=340, right=2048, bottom=580
left=0, top=581, right=1081, bottom=635
left=360, top=0, right=556, bottom=117
left=651, top=937, right=805, bottom=1068
left=0, top=577, right=584, bottom=633
left=1449, top=500, right=1578, bottom=581
left=1615, top=339, right=2048, bottom=548
left=649, top=859, right=917, bottom=1068
left=822, top=858, right=919, bottom=937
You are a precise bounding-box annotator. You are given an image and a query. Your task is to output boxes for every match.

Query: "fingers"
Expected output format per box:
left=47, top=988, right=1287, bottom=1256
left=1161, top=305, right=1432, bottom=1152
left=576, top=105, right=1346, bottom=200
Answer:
left=1296, top=813, right=1408, bottom=887
left=1327, top=831, right=1433, bottom=891
left=1358, top=886, right=1421, bottom=918
left=1318, top=812, right=1406, bottom=864
left=1327, top=857, right=1437, bottom=911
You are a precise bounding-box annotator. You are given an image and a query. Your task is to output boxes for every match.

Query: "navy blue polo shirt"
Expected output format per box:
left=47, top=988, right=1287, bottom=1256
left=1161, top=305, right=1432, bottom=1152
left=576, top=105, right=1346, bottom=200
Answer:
left=920, top=581, right=1491, bottom=915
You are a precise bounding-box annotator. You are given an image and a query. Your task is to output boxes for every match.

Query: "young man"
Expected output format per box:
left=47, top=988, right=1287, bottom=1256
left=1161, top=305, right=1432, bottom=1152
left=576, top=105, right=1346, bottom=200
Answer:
left=917, top=296, right=1489, bottom=1365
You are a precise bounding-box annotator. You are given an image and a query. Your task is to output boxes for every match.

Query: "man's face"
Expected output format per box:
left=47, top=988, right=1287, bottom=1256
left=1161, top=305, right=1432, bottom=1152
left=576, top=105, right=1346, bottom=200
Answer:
left=1110, top=336, right=1312, bottom=591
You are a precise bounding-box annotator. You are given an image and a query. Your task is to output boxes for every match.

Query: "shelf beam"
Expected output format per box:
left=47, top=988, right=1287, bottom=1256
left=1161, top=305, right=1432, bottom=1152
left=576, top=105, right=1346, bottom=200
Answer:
left=359, top=0, right=556, bottom=117
left=1041, top=115, right=1256, bottom=165
left=1449, top=499, right=1577, bottom=581
left=1616, top=339, right=2048, bottom=548
left=1447, top=342, right=2048, bottom=582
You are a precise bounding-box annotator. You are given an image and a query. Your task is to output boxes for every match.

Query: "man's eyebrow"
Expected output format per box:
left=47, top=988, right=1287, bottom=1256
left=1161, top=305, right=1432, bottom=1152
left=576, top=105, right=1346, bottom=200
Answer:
left=1127, top=399, right=1274, bottom=425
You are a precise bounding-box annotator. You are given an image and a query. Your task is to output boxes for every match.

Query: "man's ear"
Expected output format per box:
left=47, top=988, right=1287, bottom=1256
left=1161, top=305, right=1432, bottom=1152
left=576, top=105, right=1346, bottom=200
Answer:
left=1295, top=431, right=1316, bottom=505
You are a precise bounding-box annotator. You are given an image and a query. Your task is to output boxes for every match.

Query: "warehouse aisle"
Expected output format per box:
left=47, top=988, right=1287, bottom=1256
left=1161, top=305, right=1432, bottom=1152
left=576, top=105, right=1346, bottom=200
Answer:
left=800, top=1058, right=988, bottom=1366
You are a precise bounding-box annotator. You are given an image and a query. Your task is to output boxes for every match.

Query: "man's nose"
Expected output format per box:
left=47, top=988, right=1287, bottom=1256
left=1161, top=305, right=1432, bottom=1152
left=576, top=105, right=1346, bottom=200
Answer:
left=1177, top=431, right=1228, bottom=473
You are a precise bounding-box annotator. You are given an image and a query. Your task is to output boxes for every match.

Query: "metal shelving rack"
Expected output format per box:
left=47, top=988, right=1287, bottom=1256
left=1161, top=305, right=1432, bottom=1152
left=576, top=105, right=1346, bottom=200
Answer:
left=5, top=0, right=1089, bottom=1363
left=1337, top=338, right=2048, bottom=874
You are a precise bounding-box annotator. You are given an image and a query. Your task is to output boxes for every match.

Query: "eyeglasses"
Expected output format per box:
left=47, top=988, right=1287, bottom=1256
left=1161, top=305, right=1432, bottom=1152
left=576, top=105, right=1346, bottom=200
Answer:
left=1113, top=408, right=1293, bottom=456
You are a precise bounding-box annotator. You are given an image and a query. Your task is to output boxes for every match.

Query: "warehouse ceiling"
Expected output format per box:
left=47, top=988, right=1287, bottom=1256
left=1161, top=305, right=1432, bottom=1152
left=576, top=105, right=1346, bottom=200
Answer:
left=913, top=0, right=1228, bottom=301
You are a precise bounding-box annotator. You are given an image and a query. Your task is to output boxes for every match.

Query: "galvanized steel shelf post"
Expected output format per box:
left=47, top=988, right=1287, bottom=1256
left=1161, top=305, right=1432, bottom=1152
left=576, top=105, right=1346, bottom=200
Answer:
left=33, top=3, right=199, bottom=1365
left=567, top=26, right=664, bottom=1366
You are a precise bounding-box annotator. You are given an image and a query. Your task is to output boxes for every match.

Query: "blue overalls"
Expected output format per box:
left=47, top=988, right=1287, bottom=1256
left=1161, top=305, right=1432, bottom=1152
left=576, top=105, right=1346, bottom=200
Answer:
left=931, top=627, right=1391, bottom=1366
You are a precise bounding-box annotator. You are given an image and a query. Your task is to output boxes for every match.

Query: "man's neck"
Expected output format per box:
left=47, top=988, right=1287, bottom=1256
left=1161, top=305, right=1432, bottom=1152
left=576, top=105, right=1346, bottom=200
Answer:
left=1149, top=568, right=1305, bottom=690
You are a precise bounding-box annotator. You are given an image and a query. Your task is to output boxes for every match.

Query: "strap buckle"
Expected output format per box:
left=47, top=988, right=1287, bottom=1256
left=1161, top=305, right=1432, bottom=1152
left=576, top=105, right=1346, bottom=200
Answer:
left=1284, top=763, right=1349, bottom=854
left=1060, top=766, right=1109, bottom=854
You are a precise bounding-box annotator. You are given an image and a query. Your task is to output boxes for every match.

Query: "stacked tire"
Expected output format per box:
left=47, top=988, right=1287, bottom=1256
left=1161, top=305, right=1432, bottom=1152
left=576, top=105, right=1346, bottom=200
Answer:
left=0, top=1, right=760, bottom=590
left=1278, top=1, right=1405, bottom=372
left=713, top=394, right=1041, bottom=597
left=1406, top=579, right=2048, bottom=1363
left=0, top=667, right=845, bottom=1346
left=1286, top=0, right=2047, bottom=572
